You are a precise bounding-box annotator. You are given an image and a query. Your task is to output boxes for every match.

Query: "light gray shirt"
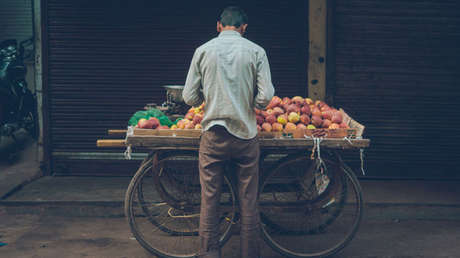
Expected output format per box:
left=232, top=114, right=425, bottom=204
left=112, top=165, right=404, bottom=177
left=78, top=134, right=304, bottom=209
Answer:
left=183, top=30, right=275, bottom=139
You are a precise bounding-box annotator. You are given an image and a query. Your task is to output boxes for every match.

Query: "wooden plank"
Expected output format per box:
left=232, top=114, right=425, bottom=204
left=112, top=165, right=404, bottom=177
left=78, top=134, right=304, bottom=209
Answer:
left=308, top=0, right=327, bottom=101
left=133, top=128, right=202, bottom=138
left=125, top=135, right=369, bottom=150
left=326, top=0, right=336, bottom=105
left=132, top=128, right=359, bottom=139
left=108, top=129, right=127, bottom=136
left=96, top=139, right=126, bottom=148
left=126, top=135, right=200, bottom=148
left=260, top=138, right=370, bottom=150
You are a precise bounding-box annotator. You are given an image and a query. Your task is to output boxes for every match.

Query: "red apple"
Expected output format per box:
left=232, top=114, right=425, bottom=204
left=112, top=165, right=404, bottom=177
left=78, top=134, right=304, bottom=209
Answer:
left=282, top=103, right=290, bottom=112
left=256, top=115, right=264, bottom=125
left=265, top=114, right=277, bottom=124
left=262, top=109, right=274, bottom=118
left=145, top=120, right=159, bottom=129
left=315, top=100, right=325, bottom=108
left=281, top=97, right=292, bottom=105
left=321, top=110, right=333, bottom=120
left=261, top=122, right=272, bottom=132
left=193, top=113, right=203, bottom=125
left=148, top=117, right=160, bottom=129
left=176, top=120, right=185, bottom=129
left=272, top=122, right=283, bottom=132
left=322, top=119, right=332, bottom=128
left=311, top=115, right=323, bottom=128
left=145, top=120, right=157, bottom=129
left=329, top=123, right=340, bottom=129
left=312, top=107, right=322, bottom=117
left=300, top=105, right=311, bottom=115
left=284, top=122, right=297, bottom=131
left=340, top=122, right=349, bottom=129
left=157, top=125, right=170, bottom=130
left=296, top=123, right=307, bottom=130
left=267, top=96, right=282, bottom=109
left=320, top=104, right=331, bottom=112
left=272, top=107, right=285, bottom=116
left=185, top=112, right=194, bottom=120
left=286, top=104, right=300, bottom=114
left=184, top=122, right=195, bottom=129
left=331, top=111, right=343, bottom=124
left=137, top=118, right=148, bottom=128
left=300, top=114, right=310, bottom=125
left=292, top=96, right=305, bottom=105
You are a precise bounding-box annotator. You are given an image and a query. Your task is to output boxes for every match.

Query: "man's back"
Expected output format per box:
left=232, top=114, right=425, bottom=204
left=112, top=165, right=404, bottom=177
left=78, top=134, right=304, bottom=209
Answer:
left=182, top=7, right=274, bottom=257
left=183, top=30, right=274, bottom=139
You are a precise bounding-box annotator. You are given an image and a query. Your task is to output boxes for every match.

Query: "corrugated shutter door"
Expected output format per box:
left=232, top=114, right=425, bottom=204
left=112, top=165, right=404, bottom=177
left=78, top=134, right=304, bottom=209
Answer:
left=0, top=0, right=33, bottom=43
left=334, top=0, right=460, bottom=178
left=46, top=0, right=308, bottom=175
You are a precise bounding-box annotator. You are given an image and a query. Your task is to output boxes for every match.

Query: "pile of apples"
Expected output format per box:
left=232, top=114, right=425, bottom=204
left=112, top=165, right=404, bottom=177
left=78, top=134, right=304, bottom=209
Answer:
left=136, top=117, right=169, bottom=130
left=173, top=102, right=205, bottom=130
left=136, top=97, right=349, bottom=133
left=136, top=102, right=205, bottom=130
left=256, top=96, right=349, bottom=132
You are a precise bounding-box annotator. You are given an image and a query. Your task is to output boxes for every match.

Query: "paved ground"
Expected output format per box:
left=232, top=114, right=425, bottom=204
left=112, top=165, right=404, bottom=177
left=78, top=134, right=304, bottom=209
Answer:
left=0, top=139, right=41, bottom=198
left=2, top=172, right=460, bottom=257
left=1, top=212, right=460, bottom=258
left=5, top=176, right=460, bottom=205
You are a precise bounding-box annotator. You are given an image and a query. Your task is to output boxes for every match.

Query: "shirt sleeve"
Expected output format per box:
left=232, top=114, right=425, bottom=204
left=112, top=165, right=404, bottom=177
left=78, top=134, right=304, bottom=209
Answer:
left=183, top=49, right=205, bottom=107
left=254, top=51, right=275, bottom=110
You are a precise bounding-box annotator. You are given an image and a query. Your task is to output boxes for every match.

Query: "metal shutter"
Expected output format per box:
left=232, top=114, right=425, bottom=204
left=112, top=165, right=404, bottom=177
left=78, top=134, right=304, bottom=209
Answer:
left=45, top=0, right=308, bottom=175
left=0, top=0, right=33, bottom=43
left=333, top=0, right=460, bottom=178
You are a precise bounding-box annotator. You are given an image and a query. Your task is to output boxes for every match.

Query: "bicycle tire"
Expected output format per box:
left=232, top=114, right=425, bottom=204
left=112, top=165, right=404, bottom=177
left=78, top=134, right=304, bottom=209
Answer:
left=136, top=152, right=198, bottom=237
left=125, top=150, right=237, bottom=258
left=260, top=154, right=347, bottom=235
left=259, top=154, right=363, bottom=258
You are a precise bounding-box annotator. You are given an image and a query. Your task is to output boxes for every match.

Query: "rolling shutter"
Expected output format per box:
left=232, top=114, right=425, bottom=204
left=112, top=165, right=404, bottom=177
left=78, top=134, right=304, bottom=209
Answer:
left=45, top=0, right=308, bottom=175
left=333, top=0, right=460, bottom=178
left=0, top=0, right=33, bottom=43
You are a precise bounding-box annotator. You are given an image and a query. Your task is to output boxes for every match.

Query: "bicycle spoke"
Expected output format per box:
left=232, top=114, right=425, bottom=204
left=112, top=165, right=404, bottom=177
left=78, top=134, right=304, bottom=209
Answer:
left=260, top=154, right=363, bottom=257
left=125, top=150, right=236, bottom=258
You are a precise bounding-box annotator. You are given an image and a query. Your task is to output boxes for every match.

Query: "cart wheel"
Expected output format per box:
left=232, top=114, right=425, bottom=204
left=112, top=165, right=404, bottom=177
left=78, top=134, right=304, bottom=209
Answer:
left=259, top=153, right=363, bottom=258
left=260, top=154, right=346, bottom=235
left=125, top=150, right=237, bottom=258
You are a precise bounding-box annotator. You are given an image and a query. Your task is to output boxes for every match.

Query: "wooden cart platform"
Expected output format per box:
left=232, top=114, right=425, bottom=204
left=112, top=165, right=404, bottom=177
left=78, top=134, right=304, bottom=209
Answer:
left=97, top=128, right=370, bottom=150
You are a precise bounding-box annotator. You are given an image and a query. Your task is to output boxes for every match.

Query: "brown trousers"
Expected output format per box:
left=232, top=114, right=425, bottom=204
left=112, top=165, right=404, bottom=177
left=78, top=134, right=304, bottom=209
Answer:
left=198, top=125, right=260, bottom=258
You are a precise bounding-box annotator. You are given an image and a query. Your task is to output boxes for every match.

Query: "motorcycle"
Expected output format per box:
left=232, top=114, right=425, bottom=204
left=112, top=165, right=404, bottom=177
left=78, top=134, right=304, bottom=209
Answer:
left=0, top=38, right=37, bottom=161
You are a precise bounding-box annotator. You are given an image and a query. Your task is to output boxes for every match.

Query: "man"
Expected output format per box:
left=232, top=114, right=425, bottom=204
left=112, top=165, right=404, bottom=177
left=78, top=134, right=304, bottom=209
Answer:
left=183, top=6, right=274, bottom=258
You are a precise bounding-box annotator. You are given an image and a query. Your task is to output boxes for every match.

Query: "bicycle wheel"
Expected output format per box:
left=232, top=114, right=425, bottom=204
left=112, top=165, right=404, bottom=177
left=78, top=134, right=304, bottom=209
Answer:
left=259, top=153, right=363, bottom=258
left=125, top=150, right=237, bottom=258
left=260, top=155, right=346, bottom=235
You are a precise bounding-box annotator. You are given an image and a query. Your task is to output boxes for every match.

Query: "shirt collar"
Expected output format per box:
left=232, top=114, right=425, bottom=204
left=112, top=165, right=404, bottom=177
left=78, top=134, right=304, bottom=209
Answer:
left=218, top=30, right=242, bottom=38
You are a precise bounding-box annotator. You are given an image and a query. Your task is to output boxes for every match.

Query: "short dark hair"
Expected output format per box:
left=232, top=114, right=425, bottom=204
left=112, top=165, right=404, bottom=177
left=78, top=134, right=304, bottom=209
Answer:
left=219, top=6, right=248, bottom=28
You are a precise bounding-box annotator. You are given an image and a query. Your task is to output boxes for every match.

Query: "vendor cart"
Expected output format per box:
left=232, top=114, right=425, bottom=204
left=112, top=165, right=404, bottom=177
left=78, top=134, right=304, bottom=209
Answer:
left=98, top=127, right=370, bottom=258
